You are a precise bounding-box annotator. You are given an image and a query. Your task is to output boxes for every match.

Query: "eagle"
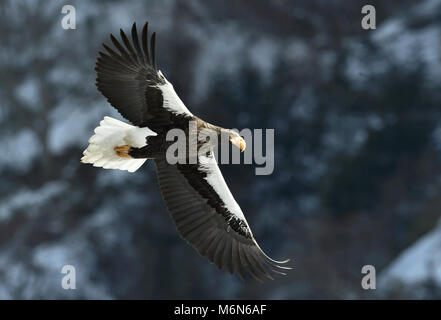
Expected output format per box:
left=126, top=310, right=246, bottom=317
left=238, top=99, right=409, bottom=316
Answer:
left=81, top=22, right=290, bottom=281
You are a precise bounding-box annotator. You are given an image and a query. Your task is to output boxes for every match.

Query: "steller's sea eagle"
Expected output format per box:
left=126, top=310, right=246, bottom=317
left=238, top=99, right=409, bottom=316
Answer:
left=81, top=22, right=290, bottom=281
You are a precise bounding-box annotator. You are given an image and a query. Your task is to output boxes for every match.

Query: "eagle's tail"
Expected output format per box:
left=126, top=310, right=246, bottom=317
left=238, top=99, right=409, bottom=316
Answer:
left=81, top=116, right=156, bottom=172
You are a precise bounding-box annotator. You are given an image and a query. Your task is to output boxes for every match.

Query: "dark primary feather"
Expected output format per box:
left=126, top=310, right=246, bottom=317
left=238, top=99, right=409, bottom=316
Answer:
left=154, top=156, right=291, bottom=281
left=141, top=22, right=151, bottom=65
left=131, top=24, right=144, bottom=64
left=95, top=22, right=172, bottom=130
left=150, top=32, right=157, bottom=70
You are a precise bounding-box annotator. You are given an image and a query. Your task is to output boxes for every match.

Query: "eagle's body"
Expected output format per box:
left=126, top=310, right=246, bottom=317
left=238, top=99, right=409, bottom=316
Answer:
left=81, top=22, right=290, bottom=281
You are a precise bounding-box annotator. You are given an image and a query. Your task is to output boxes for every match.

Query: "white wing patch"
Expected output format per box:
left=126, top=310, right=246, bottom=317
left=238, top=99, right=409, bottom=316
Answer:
left=157, top=70, right=193, bottom=117
left=199, top=154, right=247, bottom=221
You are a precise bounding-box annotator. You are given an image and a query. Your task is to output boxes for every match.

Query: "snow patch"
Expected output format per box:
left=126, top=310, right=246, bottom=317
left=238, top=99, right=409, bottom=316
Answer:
left=0, top=181, right=67, bottom=221
left=48, top=100, right=106, bottom=154
left=379, top=220, right=441, bottom=288
left=0, top=129, right=41, bottom=171
left=15, top=77, right=41, bottom=111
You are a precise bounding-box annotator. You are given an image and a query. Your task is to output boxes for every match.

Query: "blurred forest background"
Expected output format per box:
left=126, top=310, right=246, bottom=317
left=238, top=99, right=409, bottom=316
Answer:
left=0, top=0, right=441, bottom=299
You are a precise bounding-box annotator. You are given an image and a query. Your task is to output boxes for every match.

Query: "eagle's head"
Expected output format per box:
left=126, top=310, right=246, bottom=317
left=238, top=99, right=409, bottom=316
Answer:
left=228, top=130, right=246, bottom=152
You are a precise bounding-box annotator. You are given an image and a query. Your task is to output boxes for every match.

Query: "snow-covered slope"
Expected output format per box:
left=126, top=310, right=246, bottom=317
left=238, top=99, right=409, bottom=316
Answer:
left=379, top=220, right=441, bottom=298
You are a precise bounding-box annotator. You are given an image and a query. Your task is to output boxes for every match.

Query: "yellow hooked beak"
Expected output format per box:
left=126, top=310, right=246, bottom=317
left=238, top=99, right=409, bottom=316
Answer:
left=230, top=136, right=246, bottom=152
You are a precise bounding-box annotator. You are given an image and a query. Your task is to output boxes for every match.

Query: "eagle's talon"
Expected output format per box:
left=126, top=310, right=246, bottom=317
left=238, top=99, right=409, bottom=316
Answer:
left=114, top=145, right=132, bottom=158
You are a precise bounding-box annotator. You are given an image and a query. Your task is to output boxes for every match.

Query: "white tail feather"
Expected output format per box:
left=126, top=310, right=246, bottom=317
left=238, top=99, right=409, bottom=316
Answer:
left=81, top=116, right=157, bottom=172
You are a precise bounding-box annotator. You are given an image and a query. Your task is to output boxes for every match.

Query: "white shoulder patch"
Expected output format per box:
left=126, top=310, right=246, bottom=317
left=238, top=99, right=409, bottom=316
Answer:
left=157, top=70, right=193, bottom=117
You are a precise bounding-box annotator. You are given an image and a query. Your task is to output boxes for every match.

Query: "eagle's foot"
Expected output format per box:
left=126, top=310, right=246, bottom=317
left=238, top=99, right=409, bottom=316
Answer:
left=114, top=145, right=132, bottom=158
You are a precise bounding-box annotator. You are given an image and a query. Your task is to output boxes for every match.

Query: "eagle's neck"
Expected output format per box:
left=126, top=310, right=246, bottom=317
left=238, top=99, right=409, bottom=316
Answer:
left=195, top=117, right=224, bottom=134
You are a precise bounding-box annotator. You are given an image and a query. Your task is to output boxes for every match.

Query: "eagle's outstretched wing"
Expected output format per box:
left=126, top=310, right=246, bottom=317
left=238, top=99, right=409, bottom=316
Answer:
left=154, top=154, right=291, bottom=281
left=95, top=22, right=192, bottom=132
